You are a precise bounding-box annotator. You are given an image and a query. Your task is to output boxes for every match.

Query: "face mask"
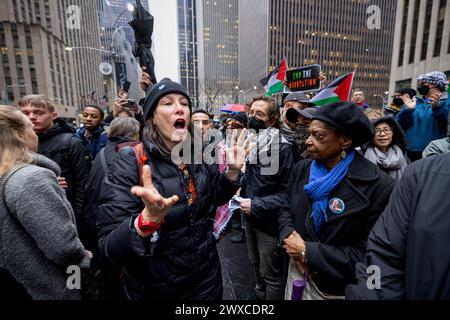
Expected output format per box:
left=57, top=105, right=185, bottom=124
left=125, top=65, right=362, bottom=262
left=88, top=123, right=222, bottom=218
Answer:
left=392, top=98, right=404, bottom=106
left=417, top=85, right=430, bottom=96
left=247, top=117, right=267, bottom=131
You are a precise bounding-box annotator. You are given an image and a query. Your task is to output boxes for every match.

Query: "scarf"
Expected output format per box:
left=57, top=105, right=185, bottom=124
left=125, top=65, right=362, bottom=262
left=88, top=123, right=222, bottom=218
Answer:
left=248, top=127, right=288, bottom=162
left=280, top=123, right=310, bottom=159
left=295, top=124, right=310, bottom=158
left=304, top=151, right=355, bottom=235
left=364, top=145, right=408, bottom=180
left=280, top=122, right=297, bottom=143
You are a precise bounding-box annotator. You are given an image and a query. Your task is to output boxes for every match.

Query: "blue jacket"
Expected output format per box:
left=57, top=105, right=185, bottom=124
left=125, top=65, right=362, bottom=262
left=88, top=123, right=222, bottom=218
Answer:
left=75, top=126, right=108, bottom=160
left=396, top=97, right=449, bottom=152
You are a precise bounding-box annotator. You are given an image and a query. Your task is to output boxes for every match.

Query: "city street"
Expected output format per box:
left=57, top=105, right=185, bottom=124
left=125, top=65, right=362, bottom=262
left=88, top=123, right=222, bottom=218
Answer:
left=217, top=215, right=255, bottom=300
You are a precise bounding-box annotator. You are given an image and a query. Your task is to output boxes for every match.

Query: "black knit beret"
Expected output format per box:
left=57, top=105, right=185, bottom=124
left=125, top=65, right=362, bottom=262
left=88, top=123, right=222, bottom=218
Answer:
left=312, top=101, right=375, bottom=148
left=143, top=78, right=192, bottom=121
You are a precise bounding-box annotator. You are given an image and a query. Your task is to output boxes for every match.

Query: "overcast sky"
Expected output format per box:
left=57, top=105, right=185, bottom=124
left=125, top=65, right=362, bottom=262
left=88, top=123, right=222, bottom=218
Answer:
left=148, top=0, right=180, bottom=82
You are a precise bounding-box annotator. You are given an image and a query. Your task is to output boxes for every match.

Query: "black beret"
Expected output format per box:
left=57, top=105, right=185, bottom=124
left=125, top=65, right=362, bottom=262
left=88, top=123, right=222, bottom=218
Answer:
left=312, top=102, right=375, bottom=148
left=143, top=78, right=192, bottom=121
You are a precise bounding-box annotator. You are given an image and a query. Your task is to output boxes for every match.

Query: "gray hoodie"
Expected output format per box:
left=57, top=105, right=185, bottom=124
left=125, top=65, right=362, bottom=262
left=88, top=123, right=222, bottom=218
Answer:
left=0, top=154, right=88, bottom=300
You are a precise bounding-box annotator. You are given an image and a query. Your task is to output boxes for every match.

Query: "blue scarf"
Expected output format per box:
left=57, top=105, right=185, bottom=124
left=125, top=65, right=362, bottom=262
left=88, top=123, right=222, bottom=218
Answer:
left=304, top=151, right=355, bottom=235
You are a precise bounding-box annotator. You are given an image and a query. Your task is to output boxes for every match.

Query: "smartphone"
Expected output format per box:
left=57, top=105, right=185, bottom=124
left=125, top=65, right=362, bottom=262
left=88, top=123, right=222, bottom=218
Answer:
left=124, top=99, right=137, bottom=112
left=122, top=80, right=131, bottom=93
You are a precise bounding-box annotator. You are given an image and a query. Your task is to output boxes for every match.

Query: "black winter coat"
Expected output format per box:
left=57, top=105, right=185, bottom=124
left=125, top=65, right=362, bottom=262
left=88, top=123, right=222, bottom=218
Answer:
left=97, top=141, right=242, bottom=300
left=82, top=137, right=135, bottom=251
left=346, top=153, right=450, bottom=299
left=242, top=140, right=294, bottom=236
left=37, top=119, right=91, bottom=225
left=278, top=152, right=395, bottom=296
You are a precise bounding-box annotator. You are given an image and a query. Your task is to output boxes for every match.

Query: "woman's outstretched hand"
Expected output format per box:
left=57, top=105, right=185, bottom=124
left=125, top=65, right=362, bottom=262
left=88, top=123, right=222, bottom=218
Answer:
left=225, top=128, right=251, bottom=181
left=131, top=165, right=179, bottom=223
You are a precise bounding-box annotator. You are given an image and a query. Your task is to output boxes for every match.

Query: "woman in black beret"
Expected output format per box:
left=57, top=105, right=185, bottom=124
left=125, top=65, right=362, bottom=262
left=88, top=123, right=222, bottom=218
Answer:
left=278, top=101, right=396, bottom=299
left=97, top=78, right=249, bottom=300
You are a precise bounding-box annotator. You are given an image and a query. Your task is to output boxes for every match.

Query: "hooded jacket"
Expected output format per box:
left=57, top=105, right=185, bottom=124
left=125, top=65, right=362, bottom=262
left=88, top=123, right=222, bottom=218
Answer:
left=37, top=119, right=91, bottom=227
left=75, top=126, right=108, bottom=160
left=396, top=96, right=449, bottom=152
left=0, top=154, right=88, bottom=300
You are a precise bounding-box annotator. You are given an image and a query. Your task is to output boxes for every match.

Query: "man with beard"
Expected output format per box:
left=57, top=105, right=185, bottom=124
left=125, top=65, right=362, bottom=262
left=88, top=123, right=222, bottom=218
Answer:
left=280, top=92, right=316, bottom=162
left=19, top=94, right=91, bottom=240
left=240, top=96, right=294, bottom=300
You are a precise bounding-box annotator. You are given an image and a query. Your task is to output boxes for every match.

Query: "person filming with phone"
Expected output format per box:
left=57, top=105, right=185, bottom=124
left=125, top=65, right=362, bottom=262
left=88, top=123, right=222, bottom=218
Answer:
left=104, top=68, right=154, bottom=131
left=395, top=71, right=449, bottom=162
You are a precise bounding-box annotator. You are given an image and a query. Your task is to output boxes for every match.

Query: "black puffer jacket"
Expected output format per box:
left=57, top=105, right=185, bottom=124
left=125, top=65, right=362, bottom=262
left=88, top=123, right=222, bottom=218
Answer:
left=278, top=152, right=396, bottom=296
left=97, top=141, right=242, bottom=300
left=37, top=119, right=91, bottom=225
left=82, top=137, right=136, bottom=251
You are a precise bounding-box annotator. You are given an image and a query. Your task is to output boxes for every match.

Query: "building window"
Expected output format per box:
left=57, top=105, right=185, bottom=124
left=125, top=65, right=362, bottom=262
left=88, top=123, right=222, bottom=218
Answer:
left=12, top=0, right=19, bottom=21
left=421, top=0, right=433, bottom=60
left=395, top=79, right=413, bottom=91
left=398, top=0, right=409, bottom=66
left=0, top=23, right=5, bottom=47
left=35, top=2, right=41, bottom=24
left=409, top=0, right=420, bottom=64
left=434, top=0, right=447, bottom=57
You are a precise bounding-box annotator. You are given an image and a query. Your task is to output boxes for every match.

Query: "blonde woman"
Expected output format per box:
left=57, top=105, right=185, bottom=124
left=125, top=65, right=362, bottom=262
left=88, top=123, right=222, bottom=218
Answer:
left=0, top=105, right=91, bottom=300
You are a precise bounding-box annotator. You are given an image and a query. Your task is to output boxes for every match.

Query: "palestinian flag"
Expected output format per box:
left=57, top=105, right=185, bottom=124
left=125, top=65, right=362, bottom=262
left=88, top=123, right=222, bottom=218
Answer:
left=260, top=59, right=287, bottom=96
left=311, top=72, right=355, bottom=106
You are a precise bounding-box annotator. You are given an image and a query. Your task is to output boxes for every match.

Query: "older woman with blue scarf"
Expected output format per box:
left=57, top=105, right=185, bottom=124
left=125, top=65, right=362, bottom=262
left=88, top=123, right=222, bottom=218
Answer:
left=278, top=102, right=396, bottom=300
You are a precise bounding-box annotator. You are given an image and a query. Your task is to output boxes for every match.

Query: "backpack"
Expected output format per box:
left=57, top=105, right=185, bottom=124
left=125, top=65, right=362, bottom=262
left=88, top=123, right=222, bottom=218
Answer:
left=113, top=142, right=149, bottom=186
left=44, top=133, right=73, bottom=161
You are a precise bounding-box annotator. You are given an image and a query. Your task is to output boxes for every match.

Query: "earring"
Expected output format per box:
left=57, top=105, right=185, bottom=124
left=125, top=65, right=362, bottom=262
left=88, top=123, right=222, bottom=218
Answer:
left=341, top=150, right=347, bottom=159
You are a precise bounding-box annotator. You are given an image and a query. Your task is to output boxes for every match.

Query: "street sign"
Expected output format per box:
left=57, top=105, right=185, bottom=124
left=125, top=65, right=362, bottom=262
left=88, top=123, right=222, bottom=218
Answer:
left=286, top=65, right=321, bottom=92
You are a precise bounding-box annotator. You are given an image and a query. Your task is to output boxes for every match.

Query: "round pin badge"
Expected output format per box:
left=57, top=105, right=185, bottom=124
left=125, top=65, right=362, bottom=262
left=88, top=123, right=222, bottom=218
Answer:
left=328, top=198, right=345, bottom=215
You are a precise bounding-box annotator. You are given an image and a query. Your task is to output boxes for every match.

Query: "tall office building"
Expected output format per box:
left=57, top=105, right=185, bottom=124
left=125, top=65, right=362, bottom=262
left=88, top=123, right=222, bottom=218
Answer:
left=389, top=0, right=450, bottom=96
left=178, top=0, right=200, bottom=106
left=197, top=0, right=239, bottom=111
left=239, top=0, right=397, bottom=107
left=175, top=0, right=239, bottom=112
left=0, top=0, right=103, bottom=120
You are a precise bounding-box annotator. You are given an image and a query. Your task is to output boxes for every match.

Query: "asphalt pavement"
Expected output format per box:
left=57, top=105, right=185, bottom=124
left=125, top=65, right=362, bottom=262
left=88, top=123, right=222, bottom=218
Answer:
left=217, top=215, right=255, bottom=300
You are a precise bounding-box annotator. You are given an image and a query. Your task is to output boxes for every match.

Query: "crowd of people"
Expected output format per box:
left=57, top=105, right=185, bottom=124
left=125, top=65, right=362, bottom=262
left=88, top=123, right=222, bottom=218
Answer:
left=0, top=67, right=449, bottom=300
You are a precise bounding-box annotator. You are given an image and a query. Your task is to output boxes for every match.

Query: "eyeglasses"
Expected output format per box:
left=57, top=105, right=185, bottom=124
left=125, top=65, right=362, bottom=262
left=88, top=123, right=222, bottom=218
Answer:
left=375, top=127, right=393, bottom=136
